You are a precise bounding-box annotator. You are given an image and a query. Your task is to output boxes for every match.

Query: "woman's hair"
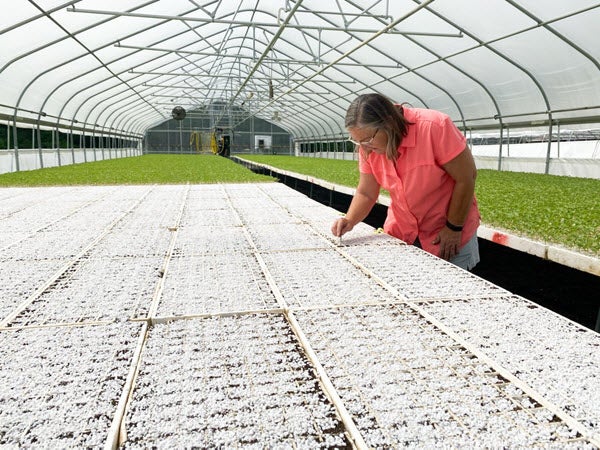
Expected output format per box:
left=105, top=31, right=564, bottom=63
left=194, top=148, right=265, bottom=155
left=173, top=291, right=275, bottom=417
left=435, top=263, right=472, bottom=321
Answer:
left=345, top=93, right=412, bottom=160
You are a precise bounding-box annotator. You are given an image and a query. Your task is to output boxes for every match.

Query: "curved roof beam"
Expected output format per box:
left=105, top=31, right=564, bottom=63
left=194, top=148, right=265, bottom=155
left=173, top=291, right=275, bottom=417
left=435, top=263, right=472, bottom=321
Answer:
left=14, top=1, right=163, bottom=129
left=300, top=1, right=468, bottom=125
left=505, top=0, right=599, bottom=72
left=39, top=6, right=266, bottom=135
left=66, top=5, right=463, bottom=37
left=117, top=32, right=353, bottom=134
left=196, top=1, right=246, bottom=101
left=0, top=0, right=81, bottom=36
left=54, top=19, right=283, bottom=133
left=11, top=0, right=598, bottom=145
left=334, top=0, right=497, bottom=130
left=415, top=0, right=552, bottom=123
left=226, top=2, right=440, bottom=136
left=24, top=6, right=404, bottom=138
left=56, top=12, right=239, bottom=132
left=241, top=12, right=431, bottom=128
left=215, top=1, right=305, bottom=124
left=131, top=33, right=386, bottom=137
left=57, top=6, right=224, bottom=130
left=202, top=12, right=429, bottom=133
left=81, top=4, right=436, bottom=134
left=34, top=5, right=187, bottom=140
left=0, top=1, right=158, bottom=74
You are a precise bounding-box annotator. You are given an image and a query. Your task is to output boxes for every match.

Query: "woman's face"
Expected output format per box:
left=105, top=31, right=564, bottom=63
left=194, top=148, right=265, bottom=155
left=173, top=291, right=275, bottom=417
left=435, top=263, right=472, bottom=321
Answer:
left=348, top=127, right=387, bottom=154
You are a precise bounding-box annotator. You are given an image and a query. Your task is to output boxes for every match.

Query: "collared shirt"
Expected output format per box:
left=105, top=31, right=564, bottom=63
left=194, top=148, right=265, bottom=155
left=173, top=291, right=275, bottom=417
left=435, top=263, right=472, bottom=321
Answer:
left=358, top=107, right=480, bottom=255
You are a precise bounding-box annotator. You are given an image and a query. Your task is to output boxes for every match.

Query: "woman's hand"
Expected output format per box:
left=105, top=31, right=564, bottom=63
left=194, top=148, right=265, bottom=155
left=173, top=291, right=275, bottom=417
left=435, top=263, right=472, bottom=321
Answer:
left=432, top=226, right=462, bottom=260
left=331, top=217, right=354, bottom=237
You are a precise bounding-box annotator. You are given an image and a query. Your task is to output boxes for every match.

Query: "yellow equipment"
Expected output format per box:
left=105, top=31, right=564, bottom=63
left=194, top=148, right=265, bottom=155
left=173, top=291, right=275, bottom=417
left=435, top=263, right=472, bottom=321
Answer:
left=189, top=131, right=217, bottom=154
left=189, top=131, right=201, bottom=152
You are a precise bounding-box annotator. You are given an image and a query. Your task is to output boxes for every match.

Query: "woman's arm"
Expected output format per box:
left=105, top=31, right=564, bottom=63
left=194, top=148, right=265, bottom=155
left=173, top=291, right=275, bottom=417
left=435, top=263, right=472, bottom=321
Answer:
left=433, top=146, right=477, bottom=260
left=331, top=172, right=380, bottom=237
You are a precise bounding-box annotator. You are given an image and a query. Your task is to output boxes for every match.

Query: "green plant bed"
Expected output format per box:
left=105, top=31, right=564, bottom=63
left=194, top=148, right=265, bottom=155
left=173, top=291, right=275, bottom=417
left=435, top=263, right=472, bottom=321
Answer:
left=241, top=154, right=362, bottom=187
left=475, top=170, right=599, bottom=256
left=239, top=155, right=600, bottom=256
left=0, top=154, right=275, bottom=186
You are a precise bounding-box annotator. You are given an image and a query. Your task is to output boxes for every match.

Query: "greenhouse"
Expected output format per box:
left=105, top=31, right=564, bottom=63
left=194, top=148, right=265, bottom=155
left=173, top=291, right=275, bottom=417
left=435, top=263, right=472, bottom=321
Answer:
left=1, top=1, right=599, bottom=448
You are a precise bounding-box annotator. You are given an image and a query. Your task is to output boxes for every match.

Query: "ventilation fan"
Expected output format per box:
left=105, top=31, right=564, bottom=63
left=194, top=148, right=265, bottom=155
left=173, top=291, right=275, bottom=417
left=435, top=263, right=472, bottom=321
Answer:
left=171, top=106, right=186, bottom=120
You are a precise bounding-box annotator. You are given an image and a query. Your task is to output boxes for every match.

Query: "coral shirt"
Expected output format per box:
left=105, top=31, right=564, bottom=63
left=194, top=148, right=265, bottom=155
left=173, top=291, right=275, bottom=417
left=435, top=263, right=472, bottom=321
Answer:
left=359, top=107, right=480, bottom=255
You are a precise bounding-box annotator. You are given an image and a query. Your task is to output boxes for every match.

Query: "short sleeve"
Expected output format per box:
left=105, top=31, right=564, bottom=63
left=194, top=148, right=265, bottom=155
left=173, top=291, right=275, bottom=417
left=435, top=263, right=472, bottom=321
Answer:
left=433, top=114, right=467, bottom=166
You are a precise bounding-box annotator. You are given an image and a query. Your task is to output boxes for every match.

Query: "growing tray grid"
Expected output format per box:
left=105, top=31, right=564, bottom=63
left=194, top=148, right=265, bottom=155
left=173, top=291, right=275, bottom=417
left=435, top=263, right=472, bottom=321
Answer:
left=269, top=191, right=337, bottom=210
left=293, top=304, right=594, bottom=448
left=261, top=249, right=393, bottom=309
left=227, top=192, right=281, bottom=209
left=0, top=258, right=70, bottom=323
left=343, top=244, right=509, bottom=300
left=5, top=256, right=163, bottom=327
left=0, top=231, right=30, bottom=251
left=180, top=206, right=243, bottom=227
left=172, top=225, right=253, bottom=257
left=419, top=295, right=600, bottom=442
left=1, top=230, right=103, bottom=261
left=0, top=322, right=143, bottom=447
left=187, top=184, right=228, bottom=199
left=86, top=227, right=173, bottom=259
left=245, top=223, right=331, bottom=252
left=236, top=205, right=303, bottom=226
left=114, top=186, right=187, bottom=231
left=280, top=203, right=344, bottom=224
left=156, top=253, right=279, bottom=317
left=122, top=314, right=351, bottom=449
left=1, top=183, right=598, bottom=448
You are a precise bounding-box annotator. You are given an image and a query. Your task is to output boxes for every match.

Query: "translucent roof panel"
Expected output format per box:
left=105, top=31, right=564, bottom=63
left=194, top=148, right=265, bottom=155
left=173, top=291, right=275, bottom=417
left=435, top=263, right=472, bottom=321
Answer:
left=0, top=0, right=598, bottom=140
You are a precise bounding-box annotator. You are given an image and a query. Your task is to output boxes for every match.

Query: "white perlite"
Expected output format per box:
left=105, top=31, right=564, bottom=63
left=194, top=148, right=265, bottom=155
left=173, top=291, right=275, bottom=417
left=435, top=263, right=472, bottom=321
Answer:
left=8, top=256, right=163, bottom=327
left=293, top=305, right=593, bottom=448
left=245, top=223, right=330, bottom=252
left=123, top=315, right=349, bottom=449
left=88, top=227, right=173, bottom=258
left=157, top=254, right=278, bottom=317
left=1, top=183, right=598, bottom=448
left=343, top=244, right=508, bottom=300
left=419, top=295, right=600, bottom=442
left=0, top=258, right=69, bottom=322
left=0, top=322, right=142, bottom=447
left=173, top=226, right=253, bottom=257
left=261, top=249, right=392, bottom=308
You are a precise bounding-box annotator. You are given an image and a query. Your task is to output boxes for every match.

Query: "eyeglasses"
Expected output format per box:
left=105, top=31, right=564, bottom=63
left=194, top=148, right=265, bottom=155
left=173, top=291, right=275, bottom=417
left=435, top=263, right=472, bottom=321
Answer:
left=347, top=128, right=378, bottom=146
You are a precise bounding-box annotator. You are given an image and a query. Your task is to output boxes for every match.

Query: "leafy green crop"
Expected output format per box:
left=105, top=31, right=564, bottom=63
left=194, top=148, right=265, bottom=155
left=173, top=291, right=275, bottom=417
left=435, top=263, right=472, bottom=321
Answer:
left=0, top=154, right=274, bottom=186
left=241, top=154, right=362, bottom=187
left=475, top=170, right=599, bottom=255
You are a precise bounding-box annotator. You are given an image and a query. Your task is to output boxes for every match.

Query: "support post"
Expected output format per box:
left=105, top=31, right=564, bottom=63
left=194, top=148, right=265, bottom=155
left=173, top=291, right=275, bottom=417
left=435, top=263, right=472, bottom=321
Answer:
left=545, top=116, right=553, bottom=175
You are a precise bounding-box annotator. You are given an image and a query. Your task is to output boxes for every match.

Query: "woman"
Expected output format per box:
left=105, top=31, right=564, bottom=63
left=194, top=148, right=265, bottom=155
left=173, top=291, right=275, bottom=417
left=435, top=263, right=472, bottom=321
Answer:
left=331, top=93, right=481, bottom=270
